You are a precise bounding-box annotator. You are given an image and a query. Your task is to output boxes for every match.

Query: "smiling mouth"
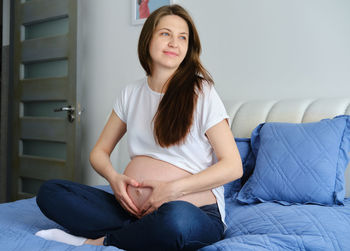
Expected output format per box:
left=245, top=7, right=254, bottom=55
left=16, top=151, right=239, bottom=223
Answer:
left=163, top=51, right=178, bottom=57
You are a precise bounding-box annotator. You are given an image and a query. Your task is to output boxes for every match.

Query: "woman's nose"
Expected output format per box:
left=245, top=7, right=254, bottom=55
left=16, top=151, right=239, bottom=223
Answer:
left=168, top=36, right=177, bottom=47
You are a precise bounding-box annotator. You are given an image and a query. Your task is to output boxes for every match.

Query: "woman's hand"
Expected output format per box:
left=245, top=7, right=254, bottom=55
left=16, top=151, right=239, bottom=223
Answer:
left=126, top=185, right=153, bottom=214
left=107, top=172, right=141, bottom=217
left=138, top=180, right=180, bottom=217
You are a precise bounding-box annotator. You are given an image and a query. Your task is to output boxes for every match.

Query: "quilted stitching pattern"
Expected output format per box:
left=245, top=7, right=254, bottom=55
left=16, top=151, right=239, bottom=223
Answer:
left=1, top=185, right=349, bottom=250
left=200, top=197, right=350, bottom=251
left=237, top=116, right=350, bottom=205
left=224, top=138, right=256, bottom=197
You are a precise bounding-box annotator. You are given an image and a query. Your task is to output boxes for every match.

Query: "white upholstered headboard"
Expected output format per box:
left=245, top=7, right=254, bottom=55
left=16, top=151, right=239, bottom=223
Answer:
left=223, top=98, right=350, bottom=197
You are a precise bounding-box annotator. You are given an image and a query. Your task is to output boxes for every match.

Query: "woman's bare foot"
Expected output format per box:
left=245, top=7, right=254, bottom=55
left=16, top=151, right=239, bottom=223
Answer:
left=84, top=236, right=105, bottom=246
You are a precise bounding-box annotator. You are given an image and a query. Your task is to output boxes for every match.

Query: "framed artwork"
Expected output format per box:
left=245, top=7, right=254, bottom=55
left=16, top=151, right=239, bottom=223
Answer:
left=132, top=0, right=176, bottom=25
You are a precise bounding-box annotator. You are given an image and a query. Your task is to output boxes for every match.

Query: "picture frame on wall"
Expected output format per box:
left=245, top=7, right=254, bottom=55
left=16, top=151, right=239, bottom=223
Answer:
left=132, top=0, right=176, bottom=25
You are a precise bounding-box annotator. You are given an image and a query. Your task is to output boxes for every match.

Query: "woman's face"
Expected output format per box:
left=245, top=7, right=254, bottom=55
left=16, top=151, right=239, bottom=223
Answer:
left=149, top=15, right=189, bottom=74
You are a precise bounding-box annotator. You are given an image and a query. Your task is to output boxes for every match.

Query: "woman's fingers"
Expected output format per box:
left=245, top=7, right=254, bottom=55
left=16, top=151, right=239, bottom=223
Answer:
left=112, top=175, right=141, bottom=215
left=123, top=192, right=140, bottom=214
left=144, top=207, right=155, bottom=216
left=140, top=203, right=156, bottom=216
left=125, top=177, right=139, bottom=187
left=122, top=180, right=141, bottom=213
left=140, top=198, right=156, bottom=214
left=112, top=187, right=139, bottom=216
left=119, top=196, right=139, bottom=216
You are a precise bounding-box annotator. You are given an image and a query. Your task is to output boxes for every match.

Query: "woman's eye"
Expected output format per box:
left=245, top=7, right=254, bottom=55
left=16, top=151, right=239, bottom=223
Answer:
left=179, top=36, right=187, bottom=40
left=161, top=32, right=169, bottom=36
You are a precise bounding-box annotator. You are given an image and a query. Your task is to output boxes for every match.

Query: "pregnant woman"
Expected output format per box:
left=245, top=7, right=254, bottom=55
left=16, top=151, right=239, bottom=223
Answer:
left=35, top=4, right=243, bottom=250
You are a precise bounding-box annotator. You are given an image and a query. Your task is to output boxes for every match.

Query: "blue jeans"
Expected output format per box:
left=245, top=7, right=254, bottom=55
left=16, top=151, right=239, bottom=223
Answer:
left=36, top=179, right=224, bottom=250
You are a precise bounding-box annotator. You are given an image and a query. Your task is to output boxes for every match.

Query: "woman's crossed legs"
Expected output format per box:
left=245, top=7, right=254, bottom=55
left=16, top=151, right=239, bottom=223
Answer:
left=36, top=179, right=223, bottom=251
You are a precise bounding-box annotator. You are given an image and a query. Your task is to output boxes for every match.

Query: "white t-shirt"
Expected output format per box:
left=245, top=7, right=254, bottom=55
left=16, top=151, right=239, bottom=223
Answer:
left=114, top=77, right=229, bottom=227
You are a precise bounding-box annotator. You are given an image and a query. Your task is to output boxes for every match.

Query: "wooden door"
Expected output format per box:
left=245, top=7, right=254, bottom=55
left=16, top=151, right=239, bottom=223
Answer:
left=11, top=0, right=81, bottom=200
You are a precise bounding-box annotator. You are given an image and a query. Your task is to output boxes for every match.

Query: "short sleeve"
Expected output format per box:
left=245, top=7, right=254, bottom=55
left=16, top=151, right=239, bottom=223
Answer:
left=113, top=86, right=127, bottom=123
left=201, top=85, right=229, bottom=135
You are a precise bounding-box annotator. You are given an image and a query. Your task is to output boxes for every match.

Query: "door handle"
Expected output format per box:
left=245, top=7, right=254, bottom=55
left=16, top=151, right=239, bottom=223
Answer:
left=54, top=105, right=75, bottom=122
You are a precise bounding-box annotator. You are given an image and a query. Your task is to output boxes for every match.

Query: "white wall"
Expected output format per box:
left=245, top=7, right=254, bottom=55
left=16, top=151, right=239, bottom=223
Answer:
left=77, top=0, right=143, bottom=185
left=183, top=0, right=350, bottom=101
left=77, top=0, right=350, bottom=185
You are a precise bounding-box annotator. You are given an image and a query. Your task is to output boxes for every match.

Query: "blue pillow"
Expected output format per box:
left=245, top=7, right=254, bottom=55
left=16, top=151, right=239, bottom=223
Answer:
left=237, top=115, right=350, bottom=205
left=224, top=138, right=256, bottom=198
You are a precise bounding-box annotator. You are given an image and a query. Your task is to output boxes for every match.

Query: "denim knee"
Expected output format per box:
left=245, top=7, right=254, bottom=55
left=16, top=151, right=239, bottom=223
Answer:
left=158, top=201, right=198, bottom=233
left=104, top=201, right=223, bottom=250
left=156, top=201, right=219, bottom=249
left=36, top=179, right=64, bottom=213
left=158, top=201, right=199, bottom=223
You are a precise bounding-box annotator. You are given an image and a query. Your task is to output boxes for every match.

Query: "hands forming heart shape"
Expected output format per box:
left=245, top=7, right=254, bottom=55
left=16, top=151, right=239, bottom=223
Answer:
left=126, top=184, right=153, bottom=210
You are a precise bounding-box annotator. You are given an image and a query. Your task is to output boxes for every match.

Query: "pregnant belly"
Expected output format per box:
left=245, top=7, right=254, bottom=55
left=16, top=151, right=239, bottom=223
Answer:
left=123, top=156, right=216, bottom=209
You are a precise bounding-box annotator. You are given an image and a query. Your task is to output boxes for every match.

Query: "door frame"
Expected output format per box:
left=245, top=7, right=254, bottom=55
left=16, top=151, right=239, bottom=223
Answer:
left=0, top=0, right=14, bottom=203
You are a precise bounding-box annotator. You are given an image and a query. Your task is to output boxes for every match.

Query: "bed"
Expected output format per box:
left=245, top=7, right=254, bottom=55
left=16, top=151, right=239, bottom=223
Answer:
left=1, top=98, right=350, bottom=250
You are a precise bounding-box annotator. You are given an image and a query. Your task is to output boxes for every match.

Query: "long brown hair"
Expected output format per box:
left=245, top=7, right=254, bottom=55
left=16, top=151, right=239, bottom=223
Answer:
left=138, top=4, right=213, bottom=147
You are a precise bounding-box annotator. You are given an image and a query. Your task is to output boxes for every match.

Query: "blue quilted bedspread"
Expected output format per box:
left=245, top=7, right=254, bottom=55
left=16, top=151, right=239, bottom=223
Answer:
left=1, top=187, right=349, bottom=251
left=202, top=194, right=350, bottom=251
